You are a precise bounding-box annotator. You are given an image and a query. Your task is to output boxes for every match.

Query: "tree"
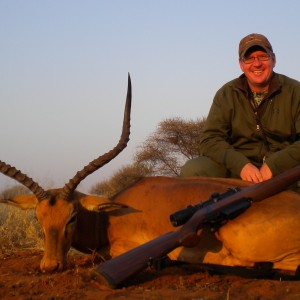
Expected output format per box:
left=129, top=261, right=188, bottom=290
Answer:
left=134, top=117, right=206, bottom=176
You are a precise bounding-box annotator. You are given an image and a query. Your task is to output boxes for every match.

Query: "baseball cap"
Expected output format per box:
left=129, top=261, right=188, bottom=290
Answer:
left=239, top=33, right=273, bottom=58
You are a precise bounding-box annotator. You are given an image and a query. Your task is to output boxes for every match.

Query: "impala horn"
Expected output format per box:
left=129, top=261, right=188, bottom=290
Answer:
left=60, top=74, right=132, bottom=200
left=0, top=161, right=48, bottom=201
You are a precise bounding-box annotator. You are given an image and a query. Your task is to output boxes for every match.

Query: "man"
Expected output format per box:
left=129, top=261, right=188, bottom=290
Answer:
left=181, top=33, right=300, bottom=186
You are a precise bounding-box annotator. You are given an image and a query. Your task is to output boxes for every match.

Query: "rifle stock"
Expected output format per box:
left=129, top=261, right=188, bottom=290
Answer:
left=91, top=165, right=300, bottom=288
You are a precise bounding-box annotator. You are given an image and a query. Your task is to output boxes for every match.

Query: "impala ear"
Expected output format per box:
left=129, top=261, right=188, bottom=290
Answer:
left=0, top=194, right=38, bottom=209
left=79, top=195, right=128, bottom=212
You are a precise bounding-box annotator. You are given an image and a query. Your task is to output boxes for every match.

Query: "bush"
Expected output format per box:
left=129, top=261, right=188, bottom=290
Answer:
left=0, top=205, right=43, bottom=256
left=0, top=185, right=44, bottom=256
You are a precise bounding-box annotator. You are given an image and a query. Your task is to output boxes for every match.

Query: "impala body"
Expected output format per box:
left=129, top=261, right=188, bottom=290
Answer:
left=1, top=75, right=300, bottom=274
left=105, top=176, right=300, bottom=272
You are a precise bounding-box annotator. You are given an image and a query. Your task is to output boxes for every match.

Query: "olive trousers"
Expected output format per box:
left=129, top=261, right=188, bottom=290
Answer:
left=180, top=156, right=300, bottom=193
left=180, top=156, right=234, bottom=178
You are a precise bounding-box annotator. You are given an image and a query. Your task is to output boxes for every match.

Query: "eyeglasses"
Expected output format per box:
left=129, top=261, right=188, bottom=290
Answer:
left=241, top=54, right=271, bottom=64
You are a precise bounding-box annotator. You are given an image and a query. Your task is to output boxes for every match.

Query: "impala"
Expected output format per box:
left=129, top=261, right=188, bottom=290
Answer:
left=1, top=75, right=300, bottom=276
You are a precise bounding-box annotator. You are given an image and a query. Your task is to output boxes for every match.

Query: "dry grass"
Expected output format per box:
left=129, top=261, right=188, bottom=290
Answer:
left=0, top=204, right=43, bottom=257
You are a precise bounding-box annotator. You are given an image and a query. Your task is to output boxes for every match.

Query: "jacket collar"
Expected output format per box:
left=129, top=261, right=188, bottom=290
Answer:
left=236, top=72, right=281, bottom=98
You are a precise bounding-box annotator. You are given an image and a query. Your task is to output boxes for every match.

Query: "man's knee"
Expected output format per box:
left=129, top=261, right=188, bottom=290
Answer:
left=180, top=156, right=228, bottom=178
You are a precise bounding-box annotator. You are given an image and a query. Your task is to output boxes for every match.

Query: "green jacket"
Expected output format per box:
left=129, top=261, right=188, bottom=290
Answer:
left=200, top=72, right=300, bottom=177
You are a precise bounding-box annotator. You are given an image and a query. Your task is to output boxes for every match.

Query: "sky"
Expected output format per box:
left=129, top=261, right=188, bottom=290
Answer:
left=1, top=0, right=300, bottom=193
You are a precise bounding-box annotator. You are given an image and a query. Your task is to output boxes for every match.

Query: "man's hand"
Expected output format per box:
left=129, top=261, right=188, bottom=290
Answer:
left=260, top=163, right=273, bottom=181
left=240, top=162, right=273, bottom=183
left=240, top=163, right=263, bottom=183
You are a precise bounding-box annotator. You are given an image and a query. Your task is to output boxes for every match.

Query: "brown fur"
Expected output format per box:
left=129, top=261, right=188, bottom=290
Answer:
left=4, top=176, right=300, bottom=273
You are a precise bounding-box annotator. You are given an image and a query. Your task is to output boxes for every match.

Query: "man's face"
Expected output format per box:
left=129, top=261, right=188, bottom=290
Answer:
left=239, top=49, right=276, bottom=92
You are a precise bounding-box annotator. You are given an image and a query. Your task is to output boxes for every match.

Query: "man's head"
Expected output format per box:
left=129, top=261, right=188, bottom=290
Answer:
left=239, top=33, right=276, bottom=92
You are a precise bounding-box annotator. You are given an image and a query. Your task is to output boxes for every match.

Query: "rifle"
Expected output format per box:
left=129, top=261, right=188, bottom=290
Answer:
left=91, top=165, right=300, bottom=288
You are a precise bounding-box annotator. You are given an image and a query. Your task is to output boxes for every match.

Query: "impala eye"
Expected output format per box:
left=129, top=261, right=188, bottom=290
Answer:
left=67, top=213, right=77, bottom=226
left=65, top=213, right=77, bottom=239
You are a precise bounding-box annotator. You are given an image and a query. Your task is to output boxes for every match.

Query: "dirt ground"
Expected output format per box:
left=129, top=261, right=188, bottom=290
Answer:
left=1, top=250, right=300, bottom=300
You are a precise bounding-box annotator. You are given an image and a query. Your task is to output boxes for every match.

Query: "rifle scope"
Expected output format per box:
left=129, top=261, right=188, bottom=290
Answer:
left=169, top=187, right=241, bottom=227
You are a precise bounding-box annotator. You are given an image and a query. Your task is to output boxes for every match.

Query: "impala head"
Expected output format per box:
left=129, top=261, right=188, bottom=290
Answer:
left=0, top=75, right=132, bottom=272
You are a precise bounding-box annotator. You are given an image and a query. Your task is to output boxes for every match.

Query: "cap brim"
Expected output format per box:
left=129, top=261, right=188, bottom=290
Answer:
left=240, top=44, right=269, bottom=58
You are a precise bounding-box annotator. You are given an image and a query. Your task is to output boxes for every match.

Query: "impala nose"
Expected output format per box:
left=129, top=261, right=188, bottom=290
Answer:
left=40, top=258, right=64, bottom=273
